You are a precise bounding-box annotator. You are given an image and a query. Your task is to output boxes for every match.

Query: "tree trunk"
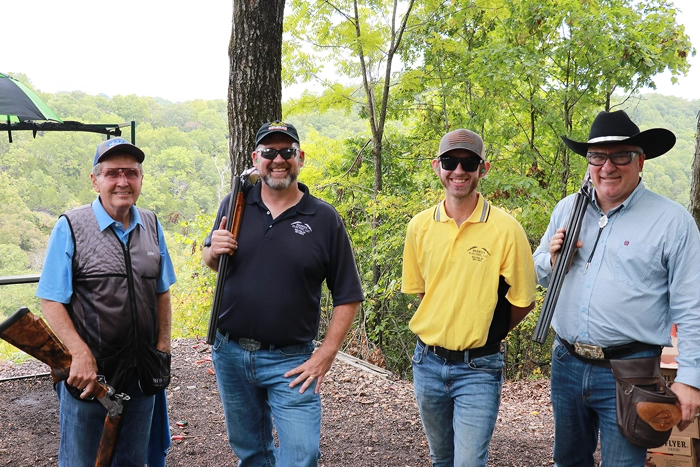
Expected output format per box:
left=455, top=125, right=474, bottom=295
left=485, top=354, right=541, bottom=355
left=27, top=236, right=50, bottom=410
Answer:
left=228, top=0, right=285, bottom=186
left=689, top=111, right=700, bottom=229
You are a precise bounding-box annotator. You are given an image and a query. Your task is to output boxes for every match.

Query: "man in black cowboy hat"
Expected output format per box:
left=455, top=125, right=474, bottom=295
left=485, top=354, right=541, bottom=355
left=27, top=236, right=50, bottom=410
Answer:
left=533, top=110, right=700, bottom=466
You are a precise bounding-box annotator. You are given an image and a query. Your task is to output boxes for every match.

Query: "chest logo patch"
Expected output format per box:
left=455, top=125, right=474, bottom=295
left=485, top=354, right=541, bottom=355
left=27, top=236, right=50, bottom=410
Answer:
left=467, top=246, right=490, bottom=262
left=291, top=221, right=312, bottom=236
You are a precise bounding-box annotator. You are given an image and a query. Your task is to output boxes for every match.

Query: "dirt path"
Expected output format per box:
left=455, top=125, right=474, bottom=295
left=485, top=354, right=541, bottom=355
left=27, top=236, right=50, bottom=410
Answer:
left=0, top=338, right=554, bottom=466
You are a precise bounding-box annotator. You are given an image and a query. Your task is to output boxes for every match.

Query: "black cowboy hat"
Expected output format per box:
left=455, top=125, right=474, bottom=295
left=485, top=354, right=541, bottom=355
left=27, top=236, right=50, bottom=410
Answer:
left=561, top=110, right=675, bottom=160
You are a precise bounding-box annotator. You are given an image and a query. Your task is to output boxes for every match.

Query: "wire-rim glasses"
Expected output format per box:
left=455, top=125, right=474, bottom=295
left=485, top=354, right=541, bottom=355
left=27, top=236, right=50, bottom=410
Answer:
left=100, top=168, right=142, bottom=181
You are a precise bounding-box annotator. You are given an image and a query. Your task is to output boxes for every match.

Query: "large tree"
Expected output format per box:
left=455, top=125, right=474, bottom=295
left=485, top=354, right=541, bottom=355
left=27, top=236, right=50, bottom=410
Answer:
left=689, top=112, right=700, bottom=228
left=228, top=0, right=286, bottom=180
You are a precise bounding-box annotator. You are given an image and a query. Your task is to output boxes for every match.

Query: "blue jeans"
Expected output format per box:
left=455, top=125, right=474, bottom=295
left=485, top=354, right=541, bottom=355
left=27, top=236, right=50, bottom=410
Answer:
left=212, top=331, right=321, bottom=467
left=412, top=340, right=504, bottom=467
left=551, top=337, right=661, bottom=467
left=55, top=378, right=155, bottom=467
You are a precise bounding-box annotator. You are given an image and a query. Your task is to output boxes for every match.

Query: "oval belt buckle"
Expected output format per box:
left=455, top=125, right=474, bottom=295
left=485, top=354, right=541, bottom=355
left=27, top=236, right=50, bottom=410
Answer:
left=239, top=338, right=262, bottom=351
left=573, top=342, right=605, bottom=359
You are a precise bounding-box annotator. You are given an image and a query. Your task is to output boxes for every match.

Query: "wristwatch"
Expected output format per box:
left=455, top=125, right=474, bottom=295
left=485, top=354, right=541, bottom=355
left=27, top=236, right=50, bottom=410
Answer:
left=204, top=236, right=212, bottom=247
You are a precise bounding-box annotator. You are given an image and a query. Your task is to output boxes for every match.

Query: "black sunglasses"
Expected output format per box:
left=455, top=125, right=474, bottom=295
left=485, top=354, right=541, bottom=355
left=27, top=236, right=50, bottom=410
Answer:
left=439, top=155, right=483, bottom=172
left=257, top=148, right=298, bottom=160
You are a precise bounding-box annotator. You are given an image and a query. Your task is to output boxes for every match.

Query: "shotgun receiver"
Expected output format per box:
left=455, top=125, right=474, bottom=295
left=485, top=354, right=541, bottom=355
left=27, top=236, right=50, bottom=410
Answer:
left=206, top=167, right=259, bottom=345
left=0, top=307, right=129, bottom=467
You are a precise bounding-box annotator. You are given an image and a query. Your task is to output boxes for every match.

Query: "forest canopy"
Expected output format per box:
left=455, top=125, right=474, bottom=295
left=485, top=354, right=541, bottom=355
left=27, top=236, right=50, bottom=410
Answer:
left=1, top=85, right=697, bottom=376
left=1, top=0, right=698, bottom=377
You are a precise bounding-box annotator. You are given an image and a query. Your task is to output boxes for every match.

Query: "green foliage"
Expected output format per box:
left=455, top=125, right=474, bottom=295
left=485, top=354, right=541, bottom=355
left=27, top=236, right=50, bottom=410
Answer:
left=169, top=212, right=217, bottom=339
left=297, top=126, right=443, bottom=377
left=2, top=0, right=696, bottom=380
left=503, top=289, right=554, bottom=380
left=283, top=0, right=696, bottom=380
left=399, top=0, right=694, bottom=204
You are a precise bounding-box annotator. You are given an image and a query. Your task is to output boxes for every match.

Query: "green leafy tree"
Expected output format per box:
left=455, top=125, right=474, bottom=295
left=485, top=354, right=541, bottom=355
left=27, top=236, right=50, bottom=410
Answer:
left=285, top=1, right=417, bottom=357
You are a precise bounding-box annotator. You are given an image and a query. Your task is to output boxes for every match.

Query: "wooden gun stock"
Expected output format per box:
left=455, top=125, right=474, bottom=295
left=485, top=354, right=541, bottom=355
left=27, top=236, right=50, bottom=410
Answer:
left=206, top=175, right=242, bottom=345
left=0, top=307, right=128, bottom=467
left=0, top=306, right=71, bottom=382
left=94, top=415, right=122, bottom=467
left=206, top=167, right=259, bottom=345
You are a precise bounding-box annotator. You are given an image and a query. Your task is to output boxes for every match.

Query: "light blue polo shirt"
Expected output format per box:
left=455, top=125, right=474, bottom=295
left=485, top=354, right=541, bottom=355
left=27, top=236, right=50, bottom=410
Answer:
left=37, top=197, right=176, bottom=304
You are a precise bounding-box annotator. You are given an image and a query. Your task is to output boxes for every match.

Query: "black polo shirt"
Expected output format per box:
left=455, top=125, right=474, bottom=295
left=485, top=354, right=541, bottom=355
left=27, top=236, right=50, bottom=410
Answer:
left=208, top=182, right=364, bottom=345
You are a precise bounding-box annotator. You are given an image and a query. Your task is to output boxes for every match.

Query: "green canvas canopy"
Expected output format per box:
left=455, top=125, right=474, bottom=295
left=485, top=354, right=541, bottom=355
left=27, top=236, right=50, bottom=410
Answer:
left=0, top=72, right=134, bottom=143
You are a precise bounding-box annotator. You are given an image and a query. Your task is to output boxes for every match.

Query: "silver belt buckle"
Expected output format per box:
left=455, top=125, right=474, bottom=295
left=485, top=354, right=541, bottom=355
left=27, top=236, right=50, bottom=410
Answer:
left=239, top=338, right=262, bottom=351
left=573, top=342, right=605, bottom=359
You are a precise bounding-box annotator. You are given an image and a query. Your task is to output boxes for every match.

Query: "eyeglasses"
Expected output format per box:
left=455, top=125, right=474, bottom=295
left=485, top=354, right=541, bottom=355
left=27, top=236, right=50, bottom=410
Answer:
left=100, top=168, right=142, bottom=181
left=586, top=151, right=640, bottom=166
left=438, top=155, right=483, bottom=172
left=257, top=148, right=298, bottom=160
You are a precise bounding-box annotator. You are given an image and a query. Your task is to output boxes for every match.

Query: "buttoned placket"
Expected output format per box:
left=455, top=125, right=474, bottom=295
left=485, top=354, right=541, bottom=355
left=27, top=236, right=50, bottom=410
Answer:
left=576, top=203, right=624, bottom=341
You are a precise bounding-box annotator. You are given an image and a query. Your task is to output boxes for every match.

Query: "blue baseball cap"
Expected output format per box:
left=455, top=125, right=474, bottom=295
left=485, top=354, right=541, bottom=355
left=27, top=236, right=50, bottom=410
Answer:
left=94, top=138, right=145, bottom=165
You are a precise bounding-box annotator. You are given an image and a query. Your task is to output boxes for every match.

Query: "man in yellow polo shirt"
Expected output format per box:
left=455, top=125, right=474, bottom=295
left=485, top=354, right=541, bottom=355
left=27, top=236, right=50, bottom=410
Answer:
left=402, top=128, right=536, bottom=467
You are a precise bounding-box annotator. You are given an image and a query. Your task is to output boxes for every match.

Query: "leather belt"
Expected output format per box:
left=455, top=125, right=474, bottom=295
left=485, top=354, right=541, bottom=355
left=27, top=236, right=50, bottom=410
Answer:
left=219, top=330, right=275, bottom=351
left=559, top=337, right=660, bottom=367
left=419, top=338, right=502, bottom=363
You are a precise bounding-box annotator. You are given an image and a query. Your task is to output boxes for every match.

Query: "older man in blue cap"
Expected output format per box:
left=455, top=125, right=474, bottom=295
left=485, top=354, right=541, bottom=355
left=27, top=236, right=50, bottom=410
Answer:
left=37, top=138, right=176, bottom=466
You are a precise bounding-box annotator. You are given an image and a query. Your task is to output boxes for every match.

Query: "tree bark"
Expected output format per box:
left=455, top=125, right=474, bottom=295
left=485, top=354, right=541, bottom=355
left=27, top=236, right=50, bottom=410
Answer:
left=228, top=0, right=285, bottom=185
left=689, top=111, right=700, bottom=229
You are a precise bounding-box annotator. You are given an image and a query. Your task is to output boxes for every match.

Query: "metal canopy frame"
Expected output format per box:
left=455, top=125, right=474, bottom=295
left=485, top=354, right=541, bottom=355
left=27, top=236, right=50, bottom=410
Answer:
left=0, top=120, right=136, bottom=144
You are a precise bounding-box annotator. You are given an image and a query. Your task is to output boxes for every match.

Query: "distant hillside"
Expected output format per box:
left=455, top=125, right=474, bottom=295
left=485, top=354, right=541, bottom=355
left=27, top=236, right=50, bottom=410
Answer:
left=618, top=94, right=700, bottom=207
left=0, top=89, right=697, bottom=320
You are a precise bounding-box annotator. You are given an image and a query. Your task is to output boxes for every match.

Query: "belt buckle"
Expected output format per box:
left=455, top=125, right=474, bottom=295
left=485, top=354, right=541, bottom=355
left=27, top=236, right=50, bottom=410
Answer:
left=239, top=338, right=262, bottom=351
left=573, top=342, right=605, bottom=359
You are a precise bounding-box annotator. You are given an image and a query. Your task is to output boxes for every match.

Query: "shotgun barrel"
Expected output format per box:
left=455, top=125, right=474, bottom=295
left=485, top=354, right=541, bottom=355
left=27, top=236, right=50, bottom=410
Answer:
left=532, top=173, right=592, bottom=344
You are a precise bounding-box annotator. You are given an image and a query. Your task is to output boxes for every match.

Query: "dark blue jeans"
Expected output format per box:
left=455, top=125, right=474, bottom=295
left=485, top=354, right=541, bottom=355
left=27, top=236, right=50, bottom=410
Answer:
left=551, top=337, right=660, bottom=467
left=55, top=378, right=155, bottom=467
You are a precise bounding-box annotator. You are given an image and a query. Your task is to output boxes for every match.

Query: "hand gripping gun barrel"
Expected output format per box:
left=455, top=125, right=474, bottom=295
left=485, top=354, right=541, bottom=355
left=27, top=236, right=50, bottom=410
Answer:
left=532, top=172, right=592, bottom=344
left=0, top=307, right=129, bottom=467
left=206, top=167, right=260, bottom=345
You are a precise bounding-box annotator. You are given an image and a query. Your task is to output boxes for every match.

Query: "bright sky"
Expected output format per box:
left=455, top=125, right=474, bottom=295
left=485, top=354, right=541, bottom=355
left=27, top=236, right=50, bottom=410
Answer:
left=1, top=0, right=699, bottom=103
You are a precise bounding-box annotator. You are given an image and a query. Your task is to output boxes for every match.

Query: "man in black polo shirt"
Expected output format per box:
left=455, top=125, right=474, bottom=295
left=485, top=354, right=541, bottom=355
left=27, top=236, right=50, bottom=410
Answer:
left=202, top=121, right=364, bottom=466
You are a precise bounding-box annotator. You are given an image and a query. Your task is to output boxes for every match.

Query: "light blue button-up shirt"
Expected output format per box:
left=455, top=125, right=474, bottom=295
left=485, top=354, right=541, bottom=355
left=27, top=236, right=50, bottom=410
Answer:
left=36, top=197, right=176, bottom=304
left=534, top=180, right=700, bottom=388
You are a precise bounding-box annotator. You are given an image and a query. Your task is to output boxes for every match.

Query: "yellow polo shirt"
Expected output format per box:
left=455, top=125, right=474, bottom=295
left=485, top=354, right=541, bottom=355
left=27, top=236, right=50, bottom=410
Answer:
left=401, top=194, right=536, bottom=350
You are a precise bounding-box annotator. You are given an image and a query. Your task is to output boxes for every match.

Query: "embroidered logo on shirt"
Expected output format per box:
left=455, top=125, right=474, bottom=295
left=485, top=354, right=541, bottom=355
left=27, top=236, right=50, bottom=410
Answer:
left=147, top=251, right=155, bottom=256
left=467, top=246, right=490, bottom=262
left=291, top=221, right=312, bottom=236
